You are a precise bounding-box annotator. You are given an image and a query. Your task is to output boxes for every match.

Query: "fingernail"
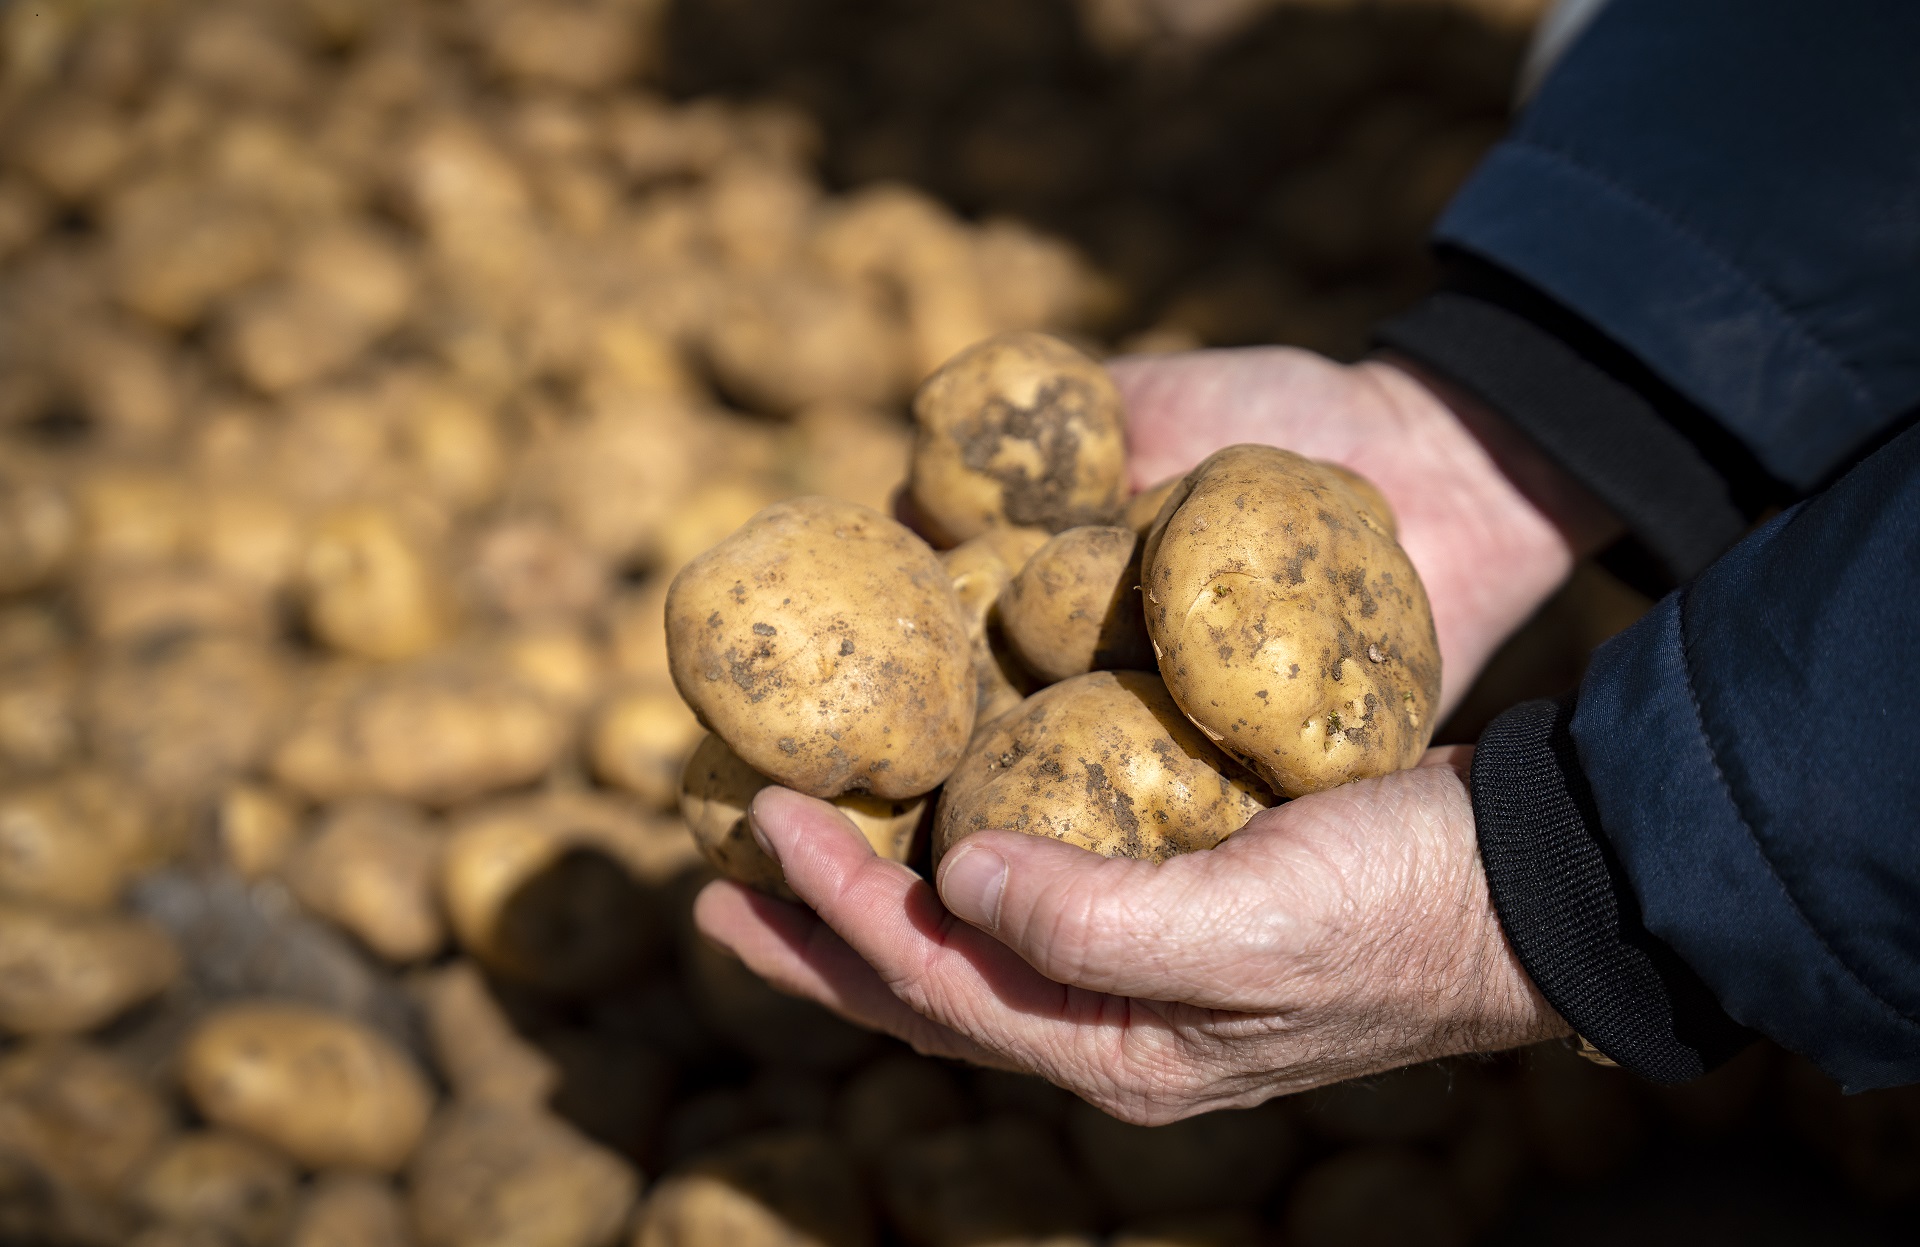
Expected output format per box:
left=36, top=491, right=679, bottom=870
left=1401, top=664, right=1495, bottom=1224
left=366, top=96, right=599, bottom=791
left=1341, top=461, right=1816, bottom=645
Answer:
left=747, top=804, right=781, bottom=865
left=940, top=843, right=1007, bottom=929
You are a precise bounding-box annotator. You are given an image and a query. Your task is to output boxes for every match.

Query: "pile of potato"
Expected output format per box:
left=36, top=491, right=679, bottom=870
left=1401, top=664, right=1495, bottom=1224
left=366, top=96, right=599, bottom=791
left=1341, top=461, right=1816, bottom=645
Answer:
left=0, top=2, right=1912, bottom=1246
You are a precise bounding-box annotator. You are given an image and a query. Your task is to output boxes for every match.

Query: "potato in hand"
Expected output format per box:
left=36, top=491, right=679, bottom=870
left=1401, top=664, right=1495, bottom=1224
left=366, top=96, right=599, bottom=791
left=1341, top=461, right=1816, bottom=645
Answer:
left=1141, top=445, right=1438, bottom=798
left=934, top=671, right=1271, bottom=864
left=666, top=496, right=974, bottom=801
left=908, top=332, right=1128, bottom=547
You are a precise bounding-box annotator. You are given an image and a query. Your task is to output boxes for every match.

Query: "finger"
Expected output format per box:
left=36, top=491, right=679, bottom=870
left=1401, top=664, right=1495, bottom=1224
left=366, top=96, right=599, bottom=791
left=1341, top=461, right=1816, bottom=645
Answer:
left=746, top=787, right=1159, bottom=1072
left=693, top=879, right=1006, bottom=1067
left=934, top=822, right=1320, bottom=1010
left=1420, top=743, right=1474, bottom=779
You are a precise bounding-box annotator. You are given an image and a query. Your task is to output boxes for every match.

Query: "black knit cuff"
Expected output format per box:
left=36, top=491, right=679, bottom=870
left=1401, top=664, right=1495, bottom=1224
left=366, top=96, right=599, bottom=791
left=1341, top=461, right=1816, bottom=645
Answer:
left=1374, top=257, right=1784, bottom=585
left=1472, top=697, right=1753, bottom=1083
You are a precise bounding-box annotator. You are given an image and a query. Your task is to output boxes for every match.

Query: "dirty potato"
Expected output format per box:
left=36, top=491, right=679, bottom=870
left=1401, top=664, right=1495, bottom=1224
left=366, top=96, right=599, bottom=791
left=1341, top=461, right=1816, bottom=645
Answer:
left=666, top=497, right=974, bottom=800
left=680, top=733, right=925, bottom=900
left=589, top=683, right=705, bottom=809
left=440, top=791, right=682, bottom=992
left=933, top=671, right=1271, bottom=865
left=1140, top=445, right=1438, bottom=798
left=908, top=332, right=1128, bottom=546
left=0, top=899, right=180, bottom=1034
left=282, top=800, right=445, bottom=963
left=413, top=959, right=559, bottom=1110
left=179, top=1002, right=435, bottom=1173
left=941, top=529, right=1049, bottom=725
left=998, top=525, right=1154, bottom=685
left=0, top=770, right=153, bottom=908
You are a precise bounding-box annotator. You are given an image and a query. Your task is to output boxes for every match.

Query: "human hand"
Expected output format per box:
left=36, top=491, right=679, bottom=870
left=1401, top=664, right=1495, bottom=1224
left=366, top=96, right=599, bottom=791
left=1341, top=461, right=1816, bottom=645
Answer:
left=694, top=747, right=1570, bottom=1125
left=1112, top=348, right=1620, bottom=715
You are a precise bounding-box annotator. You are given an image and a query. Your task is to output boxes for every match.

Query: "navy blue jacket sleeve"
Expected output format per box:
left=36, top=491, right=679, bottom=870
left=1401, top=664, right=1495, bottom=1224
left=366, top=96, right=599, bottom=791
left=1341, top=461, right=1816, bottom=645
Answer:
left=1373, top=0, right=1920, bottom=1089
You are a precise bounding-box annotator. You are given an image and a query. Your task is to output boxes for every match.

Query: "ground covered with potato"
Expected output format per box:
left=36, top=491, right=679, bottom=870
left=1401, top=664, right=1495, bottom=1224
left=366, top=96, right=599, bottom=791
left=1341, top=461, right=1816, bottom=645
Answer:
left=0, top=2, right=1911, bottom=1246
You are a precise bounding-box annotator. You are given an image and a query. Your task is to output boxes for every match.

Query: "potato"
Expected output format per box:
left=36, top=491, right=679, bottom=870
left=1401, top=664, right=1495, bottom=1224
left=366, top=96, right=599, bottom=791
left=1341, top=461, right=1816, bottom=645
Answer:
left=793, top=403, right=914, bottom=516
left=589, top=684, right=705, bottom=809
left=86, top=634, right=289, bottom=802
left=77, top=564, right=275, bottom=644
left=934, top=671, right=1271, bottom=864
left=271, top=656, right=568, bottom=806
left=0, top=1040, right=172, bottom=1246
left=679, top=734, right=925, bottom=900
left=908, top=332, right=1127, bottom=546
left=441, top=791, right=678, bottom=991
left=0, top=458, right=76, bottom=593
left=414, top=959, right=559, bottom=1110
left=656, top=477, right=792, bottom=579
left=706, top=270, right=908, bottom=415
left=213, top=782, right=304, bottom=881
left=408, top=1101, right=639, bottom=1247
left=469, top=518, right=608, bottom=624
left=179, top=1002, right=435, bottom=1173
left=514, top=399, right=707, bottom=564
left=1140, top=445, right=1438, bottom=798
left=496, top=625, right=603, bottom=712
left=133, top=1130, right=297, bottom=1247
left=301, top=505, right=455, bottom=661
left=289, top=1174, right=412, bottom=1247
left=1122, top=477, right=1181, bottom=536
left=0, top=898, right=180, bottom=1034
left=283, top=799, right=445, bottom=963
left=634, top=1131, right=875, bottom=1247
left=880, top=1119, right=1097, bottom=1247
left=941, top=529, right=1049, bottom=725
left=666, top=496, right=974, bottom=800
left=998, top=525, right=1154, bottom=684
left=0, top=770, right=153, bottom=908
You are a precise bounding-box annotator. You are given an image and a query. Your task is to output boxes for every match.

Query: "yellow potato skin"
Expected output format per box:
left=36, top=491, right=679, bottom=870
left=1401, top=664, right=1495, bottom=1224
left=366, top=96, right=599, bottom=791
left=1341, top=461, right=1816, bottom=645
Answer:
left=679, top=734, right=924, bottom=901
left=933, top=671, right=1271, bottom=864
left=1140, top=445, right=1438, bottom=798
left=666, top=497, right=975, bottom=800
left=909, top=332, right=1128, bottom=546
left=998, top=525, right=1154, bottom=685
left=940, top=530, right=1048, bottom=726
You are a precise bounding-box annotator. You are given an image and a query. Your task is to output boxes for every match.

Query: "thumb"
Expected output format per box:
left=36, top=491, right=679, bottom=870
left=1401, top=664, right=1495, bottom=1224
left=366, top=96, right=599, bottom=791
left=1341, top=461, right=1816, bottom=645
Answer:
left=936, top=820, right=1309, bottom=1010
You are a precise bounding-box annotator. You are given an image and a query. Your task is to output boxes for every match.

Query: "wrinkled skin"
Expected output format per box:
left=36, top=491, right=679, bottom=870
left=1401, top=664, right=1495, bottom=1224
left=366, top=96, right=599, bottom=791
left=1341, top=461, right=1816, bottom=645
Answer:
left=699, top=351, right=1612, bottom=1120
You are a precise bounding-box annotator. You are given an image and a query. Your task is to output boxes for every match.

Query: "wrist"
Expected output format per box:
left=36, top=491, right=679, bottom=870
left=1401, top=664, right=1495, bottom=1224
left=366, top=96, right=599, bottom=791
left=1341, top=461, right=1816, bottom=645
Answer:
left=1348, top=357, right=1621, bottom=712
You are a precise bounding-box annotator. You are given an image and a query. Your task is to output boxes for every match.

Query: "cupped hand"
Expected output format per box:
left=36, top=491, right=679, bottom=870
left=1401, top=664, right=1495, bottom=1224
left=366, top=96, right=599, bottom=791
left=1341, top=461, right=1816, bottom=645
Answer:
left=694, top=750, right=1569, bottom=1126
left=1113, top=348, right=1619, bottom=715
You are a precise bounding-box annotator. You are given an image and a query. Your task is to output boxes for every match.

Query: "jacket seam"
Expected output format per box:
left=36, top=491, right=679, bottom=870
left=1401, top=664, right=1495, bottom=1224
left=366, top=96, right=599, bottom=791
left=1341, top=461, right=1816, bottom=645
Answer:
left=1674, top=588, right=1920, bottom=1034
left=1497, top=138, right=1880, bottom=417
